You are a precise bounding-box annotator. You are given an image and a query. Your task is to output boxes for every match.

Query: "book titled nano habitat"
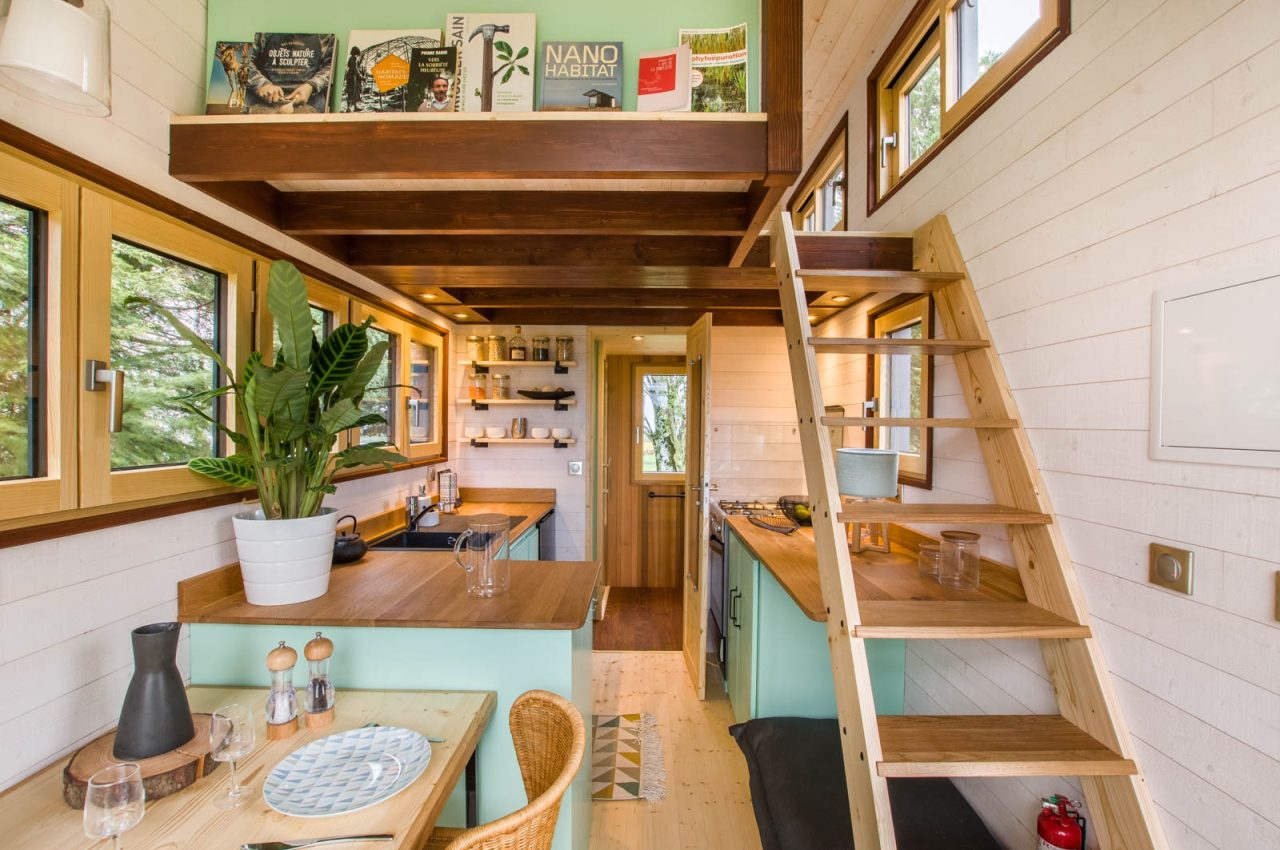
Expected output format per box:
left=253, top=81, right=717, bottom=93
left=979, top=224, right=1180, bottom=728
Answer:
left=539, top=41, right=622, bottom=111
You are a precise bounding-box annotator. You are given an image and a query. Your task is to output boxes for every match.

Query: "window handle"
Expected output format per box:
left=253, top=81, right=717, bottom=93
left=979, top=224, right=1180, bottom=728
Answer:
left=84, top=360, right=125, bottom=433
left=864, top=398, right=879, bottom=416
left=880, top=134, right=897, bottom=168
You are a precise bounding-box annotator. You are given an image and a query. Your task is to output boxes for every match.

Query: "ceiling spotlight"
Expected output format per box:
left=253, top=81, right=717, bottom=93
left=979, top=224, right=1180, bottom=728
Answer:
left=832, top=295, right=851, bottom=304
left=454, top=312, right=468, bottom=319
left=632, top=335, right=645, bottom=341
left=422, top=293, right=438, bottom=300
left=808, top=314, right=818, bottom=322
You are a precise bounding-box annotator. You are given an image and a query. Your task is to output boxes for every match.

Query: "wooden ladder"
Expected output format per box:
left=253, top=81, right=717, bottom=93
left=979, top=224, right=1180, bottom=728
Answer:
left=771, top=212, right=1169, bottom=850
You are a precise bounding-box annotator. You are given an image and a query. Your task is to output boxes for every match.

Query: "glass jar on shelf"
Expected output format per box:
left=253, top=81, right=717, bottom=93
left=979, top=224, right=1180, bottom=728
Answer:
left=918, top=542, right=944, bottom=580
left=492, top=374, right=511, bottom=399
left=468, top=372, right=488, bottom=400
left=486, top=334, right=506, bottom=362
left=939, top=530, right=981, bottom=590
left=532, top=336, right=550, bottom=361
left=509, top=326, right=528, bottom=361
left=555, top=335, right=574, bottom=362
left=466, top=335, right=485, bottom=363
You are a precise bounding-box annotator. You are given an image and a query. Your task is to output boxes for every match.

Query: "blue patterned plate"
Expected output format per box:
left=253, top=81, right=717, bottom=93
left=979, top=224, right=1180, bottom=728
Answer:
left=264, top=726, right=432, bottom=817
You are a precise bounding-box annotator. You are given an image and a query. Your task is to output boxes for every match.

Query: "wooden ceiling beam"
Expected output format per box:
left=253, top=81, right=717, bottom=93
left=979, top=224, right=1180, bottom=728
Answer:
left=348, top=235, right=747, bottom=268
left=439, top=287, right=783, bottom=310
left=474, top=307, right=782, bottom=327
left=369, top=266, right=778, bottom=288
left=170, top=116, right=768, bottom=182
left=279, top=191, right=750, bottom=236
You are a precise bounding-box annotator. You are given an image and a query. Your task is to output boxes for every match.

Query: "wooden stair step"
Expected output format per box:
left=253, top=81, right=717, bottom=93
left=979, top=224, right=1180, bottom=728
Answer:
left=801, top=269, right=965, bottom=294
left=855, top=601, right=1090, bottom=639
left=809, top=338, right=989, bottom=355
left=822, top=416, right=1019, bottom=429
left=837, top=503, right=1051, bottom=525
left=877, top=715, right=1137, bottom=778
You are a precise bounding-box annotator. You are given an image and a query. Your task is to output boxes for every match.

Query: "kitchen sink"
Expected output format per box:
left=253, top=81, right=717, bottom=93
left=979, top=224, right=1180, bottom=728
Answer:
left=371, top=515, right=527, bottom=551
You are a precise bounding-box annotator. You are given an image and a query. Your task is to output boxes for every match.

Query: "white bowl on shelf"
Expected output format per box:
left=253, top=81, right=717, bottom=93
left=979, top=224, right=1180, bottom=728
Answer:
left=484, top=426, right=507, bottom=439
left=463, top=426, right=484, bottom=439
left=551, top=428, right=572, bottom=440
left=530, top=427, right=551, bottom=440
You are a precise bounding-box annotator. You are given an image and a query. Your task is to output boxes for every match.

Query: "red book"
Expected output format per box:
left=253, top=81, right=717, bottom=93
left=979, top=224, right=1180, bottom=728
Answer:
left=636, top=46, right=690, bottom=111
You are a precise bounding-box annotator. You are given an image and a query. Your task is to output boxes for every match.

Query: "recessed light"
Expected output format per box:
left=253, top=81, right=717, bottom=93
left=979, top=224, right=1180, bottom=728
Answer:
left=632, top=335, right=644, bottom=341
left=832, top=295, right=851, bottom=304
left=454, top=312, right=468, bottom=319
left=422, top=293, right=438, bottom=300
left=808, top=314, right=818, bottom=321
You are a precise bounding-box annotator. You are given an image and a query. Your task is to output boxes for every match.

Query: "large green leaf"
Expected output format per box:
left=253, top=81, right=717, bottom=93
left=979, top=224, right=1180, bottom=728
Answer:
left=338, top=339, right=390, bottom=399
left=253, top=365, right=309, bottom=421
left=267, top=261, right=312, bottom=372
left=188, top=455, right=255, bottom=488
left=318, top=398, right=366, bottom=436
left=332, top=444, right=408, bottom=471
left=124, top=296, right=231, bottom=378
left=312, top=323, right=367, bottom=392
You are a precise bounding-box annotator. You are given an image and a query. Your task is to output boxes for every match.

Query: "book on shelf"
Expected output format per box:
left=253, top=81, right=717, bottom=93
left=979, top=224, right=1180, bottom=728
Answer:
left=538, top=41, right=622, bottom=111
left=636, top=45, right=691, bottom=112
left=243, top=32, right=337, bottom=114
left=679, top=22, right=749, bottom=113
left=206, top=41, right=252, bottom=115
left=341, top=29, right=442, bottom=113
left=447, top=12, right=536, bottom=112
left=405, top=46, right=459, bottom=113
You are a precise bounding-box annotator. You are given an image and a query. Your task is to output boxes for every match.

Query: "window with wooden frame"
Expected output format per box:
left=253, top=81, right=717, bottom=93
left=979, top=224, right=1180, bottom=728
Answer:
left=404, top=322, right=445, bottom=461
left=350, top=303, right=404, bottom=452
left=632, top=363, right=688, bottom=483
left=790, top=114, right=848, bottom=232
left=870, top=0, right=1069, bottom=210
left=866, top=295, right=934, bottom=489
left=0, top=150, right=77, bottom=522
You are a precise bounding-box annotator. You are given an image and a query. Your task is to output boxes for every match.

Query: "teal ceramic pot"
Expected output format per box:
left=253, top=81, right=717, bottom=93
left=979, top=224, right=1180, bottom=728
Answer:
left=835, top=448, right=899, bottom=498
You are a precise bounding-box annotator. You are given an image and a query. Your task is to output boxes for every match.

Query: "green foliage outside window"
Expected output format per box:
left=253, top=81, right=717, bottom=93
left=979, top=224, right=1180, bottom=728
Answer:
left=0, top=200, right=34, bottom=480
left=907, top=58, right=941, bottom=164
left=642, top=373, right=687, bottom=474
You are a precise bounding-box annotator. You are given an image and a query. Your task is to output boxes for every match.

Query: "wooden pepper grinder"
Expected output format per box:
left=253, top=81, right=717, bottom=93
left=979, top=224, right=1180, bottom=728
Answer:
left=303, top=632, right=335, bottom=728
left=265, top=641, right=299, bottom=740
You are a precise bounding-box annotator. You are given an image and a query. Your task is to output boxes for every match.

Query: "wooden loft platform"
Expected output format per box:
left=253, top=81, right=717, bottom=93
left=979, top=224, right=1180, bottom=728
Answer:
left=166, top=0, right=822, bottom=327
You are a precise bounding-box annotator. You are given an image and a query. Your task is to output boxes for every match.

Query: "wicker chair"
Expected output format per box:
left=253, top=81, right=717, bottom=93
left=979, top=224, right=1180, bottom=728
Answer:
left=425, top=689, right=586, bottom=850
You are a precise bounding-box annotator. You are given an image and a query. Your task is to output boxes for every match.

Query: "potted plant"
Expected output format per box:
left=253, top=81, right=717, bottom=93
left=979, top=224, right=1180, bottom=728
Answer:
left=132, top=261, right=407, bottom=605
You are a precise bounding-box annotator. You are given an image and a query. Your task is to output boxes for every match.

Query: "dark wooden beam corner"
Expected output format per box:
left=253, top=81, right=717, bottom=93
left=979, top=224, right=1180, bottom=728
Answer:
left=444, top=287, right=781, bottom=310
left=479, top=307, right=782, bottom=327
left=347, top=235, right=742, bottom=268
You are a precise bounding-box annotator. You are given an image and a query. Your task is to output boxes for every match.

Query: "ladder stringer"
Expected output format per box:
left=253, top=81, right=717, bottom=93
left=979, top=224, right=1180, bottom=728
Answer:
left=774, top=214, right=897, bottom=850
left=913, top=215, right=1169, bottom=850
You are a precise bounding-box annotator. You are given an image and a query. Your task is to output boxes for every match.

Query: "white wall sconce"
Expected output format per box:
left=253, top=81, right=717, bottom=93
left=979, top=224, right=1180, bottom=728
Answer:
left=0, top=0, right=112, bottom=116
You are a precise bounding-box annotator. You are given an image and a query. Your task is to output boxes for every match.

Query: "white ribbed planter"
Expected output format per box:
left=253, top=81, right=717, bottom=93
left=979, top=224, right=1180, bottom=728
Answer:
left=232, top=508, right=338, bottom=606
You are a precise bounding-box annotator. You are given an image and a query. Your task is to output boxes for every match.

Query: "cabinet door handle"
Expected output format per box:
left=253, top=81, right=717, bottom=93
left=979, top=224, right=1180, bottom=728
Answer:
left=729, top=589, right=740, bottom=628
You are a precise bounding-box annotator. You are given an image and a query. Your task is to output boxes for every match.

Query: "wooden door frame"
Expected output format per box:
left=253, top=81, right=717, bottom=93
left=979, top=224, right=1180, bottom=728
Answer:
left=683, top=313, right=713, bottom=698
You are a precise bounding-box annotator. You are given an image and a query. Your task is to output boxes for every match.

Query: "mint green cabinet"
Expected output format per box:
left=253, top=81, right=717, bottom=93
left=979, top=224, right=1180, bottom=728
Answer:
left=724, top=527, right=905, bottom=722
left=510, top=526, right=540, bottom=561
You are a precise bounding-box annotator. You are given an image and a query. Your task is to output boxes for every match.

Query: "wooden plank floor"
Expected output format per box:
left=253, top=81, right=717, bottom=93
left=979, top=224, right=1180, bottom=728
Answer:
left=593, top=588, right=683, bottom=651
left=590, top=651, right=762, bottom=850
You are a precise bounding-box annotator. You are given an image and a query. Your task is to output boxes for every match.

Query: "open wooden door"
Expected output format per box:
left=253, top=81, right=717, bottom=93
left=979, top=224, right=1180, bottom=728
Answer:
left=682, top=314, right=713, bottom=697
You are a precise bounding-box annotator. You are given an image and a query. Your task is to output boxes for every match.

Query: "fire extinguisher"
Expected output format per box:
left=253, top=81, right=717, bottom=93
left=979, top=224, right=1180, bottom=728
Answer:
left=1037, top=795, right=1086, bottom=850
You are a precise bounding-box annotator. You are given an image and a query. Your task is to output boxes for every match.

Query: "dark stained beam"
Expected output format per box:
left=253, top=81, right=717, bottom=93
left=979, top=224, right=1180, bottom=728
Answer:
left=729, top=179, right=791, bottom=267
left=188, top=180, right=282, bottom=229
left=370, top=266, right=778, bottom=289
left=348, top=235, right=741, bottom=268
left=793, top=233, right=915, bottom=270
left=478, top=307, right=782, bottom=327
left=442, top=287, right=782, bottom=310
left=170, top=116, right=768, bottom=182
left=280, top=191, right=750, bottom=236
left=763, top=0, right=803, bottom=177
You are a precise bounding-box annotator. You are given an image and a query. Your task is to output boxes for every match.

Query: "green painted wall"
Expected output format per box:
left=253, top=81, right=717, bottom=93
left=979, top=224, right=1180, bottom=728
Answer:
left=206, top=0, right=761, bottom=112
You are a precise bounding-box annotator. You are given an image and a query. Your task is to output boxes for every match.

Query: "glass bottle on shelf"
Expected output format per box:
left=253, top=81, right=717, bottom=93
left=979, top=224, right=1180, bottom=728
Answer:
left=466, top=335, right=485, bottom=363
left=303, top=632, right=335, bottom=727
left=492, top=374, right=511, bottom=399
left=486, top=334, right=506, bottom=362
left=555, top=335, right=574, bottom=362
left=265, top=641, right=298, bottom=738
left=468, top=371, right=488, bottom=400
left=532, top=336, right=550, bottom=361
left=509, top=326, right=528, bottom=361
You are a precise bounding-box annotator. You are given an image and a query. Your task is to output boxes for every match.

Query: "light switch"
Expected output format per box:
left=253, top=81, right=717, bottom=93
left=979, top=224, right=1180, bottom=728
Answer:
left=1149, top=543, right=1193, bottom=595
left=567, top=461, right=584, bottom=476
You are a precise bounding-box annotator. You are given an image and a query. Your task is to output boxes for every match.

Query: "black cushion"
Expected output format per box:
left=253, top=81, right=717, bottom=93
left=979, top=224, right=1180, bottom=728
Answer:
left=730, top=717, right=1000, bottom=850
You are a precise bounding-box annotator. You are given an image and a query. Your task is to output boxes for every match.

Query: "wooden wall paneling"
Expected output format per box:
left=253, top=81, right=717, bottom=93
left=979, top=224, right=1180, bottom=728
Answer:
left=642, top=484, right=686, bottom=588
left=604, top=355, right=641, bottom=586
left=280, top=191, right=750, bottom=236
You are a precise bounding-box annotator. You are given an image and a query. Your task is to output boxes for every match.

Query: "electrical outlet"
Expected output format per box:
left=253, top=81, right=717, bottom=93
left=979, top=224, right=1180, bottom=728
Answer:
left=1149, top=543, right=1193, bottom=595
left=567, top=461, right=584, bottom=476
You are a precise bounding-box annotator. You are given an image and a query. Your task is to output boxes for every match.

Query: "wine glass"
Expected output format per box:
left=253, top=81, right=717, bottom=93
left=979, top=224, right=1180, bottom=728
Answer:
left=83, top=763, right=145, bottom=850
left=210, top=703, right=257, bottom=808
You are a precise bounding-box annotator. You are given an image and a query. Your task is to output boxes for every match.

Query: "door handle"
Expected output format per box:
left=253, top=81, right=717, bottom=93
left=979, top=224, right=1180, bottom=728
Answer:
left=84, top=359, right=125, bottom=433
left=729, top=588, right=740, bottom=627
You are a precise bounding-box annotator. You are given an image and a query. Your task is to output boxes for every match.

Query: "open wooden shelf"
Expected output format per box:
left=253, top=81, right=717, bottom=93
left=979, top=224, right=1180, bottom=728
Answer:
left=456, top=398, right=577, bottom=408
left=837, top=503, right=1051, bottom=525
left=465, top=438, right=576, bottom=447
left=822, top=416, right=1019, bottom=429
left=876, top=715, right=1137, bottom=778
left=458, top=360, right=577, bottom=368
left=809, top=338, right=990, bottom=355
left=854, top=601, right=1089, bottom=639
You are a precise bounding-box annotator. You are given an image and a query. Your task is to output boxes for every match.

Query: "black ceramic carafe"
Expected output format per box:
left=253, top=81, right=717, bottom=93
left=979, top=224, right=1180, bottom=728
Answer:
left=113, top=622, right=195, bottom=759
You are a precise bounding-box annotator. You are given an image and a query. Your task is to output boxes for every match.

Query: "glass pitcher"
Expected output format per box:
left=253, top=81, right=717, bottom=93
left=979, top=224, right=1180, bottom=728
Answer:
left=452, top=514, right=511, bottom=598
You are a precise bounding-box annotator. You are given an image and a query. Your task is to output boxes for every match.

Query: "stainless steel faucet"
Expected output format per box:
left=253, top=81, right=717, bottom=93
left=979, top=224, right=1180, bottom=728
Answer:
left=405, top=485, right=427, bottom=531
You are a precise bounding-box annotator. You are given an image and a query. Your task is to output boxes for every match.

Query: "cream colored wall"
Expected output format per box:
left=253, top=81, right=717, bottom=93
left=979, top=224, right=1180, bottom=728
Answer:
left=813, top=0, right=1280, bottom=847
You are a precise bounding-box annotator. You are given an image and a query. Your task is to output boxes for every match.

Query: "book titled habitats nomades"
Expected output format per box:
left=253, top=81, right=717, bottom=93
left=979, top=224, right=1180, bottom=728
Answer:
left=679, top=22, right=748, bottom=113
left=341, top=29, right=442, bottom=112
left=539, top=41, right=622, bottom=111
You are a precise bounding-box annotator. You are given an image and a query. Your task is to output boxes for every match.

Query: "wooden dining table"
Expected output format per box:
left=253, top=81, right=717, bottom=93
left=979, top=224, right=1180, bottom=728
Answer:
left=0, top=686, right=496, bottom=849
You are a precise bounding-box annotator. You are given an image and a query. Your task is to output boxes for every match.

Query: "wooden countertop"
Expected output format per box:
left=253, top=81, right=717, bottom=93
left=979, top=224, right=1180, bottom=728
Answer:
left=180, top=499, right=601, bottom=630
left=725, top=516, right=1025, bottom=623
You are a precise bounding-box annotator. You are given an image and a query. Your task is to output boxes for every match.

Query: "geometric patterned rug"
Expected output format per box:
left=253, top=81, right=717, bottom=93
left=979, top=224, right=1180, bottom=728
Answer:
left=590, top=713, right=666, bottom=803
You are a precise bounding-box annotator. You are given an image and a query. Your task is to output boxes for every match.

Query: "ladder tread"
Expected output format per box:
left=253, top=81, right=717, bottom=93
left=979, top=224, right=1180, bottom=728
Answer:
left=837, top=503, right=1051, bottom=525
left=855, top=601, right=1090, bottom=639
left=822, top=416, right=1019, bottom=429
left=800, top=269, right=964, bottom=295
left=877, top=715, right=1137, bottom=778
left=809, top=338, right=989, bottom=355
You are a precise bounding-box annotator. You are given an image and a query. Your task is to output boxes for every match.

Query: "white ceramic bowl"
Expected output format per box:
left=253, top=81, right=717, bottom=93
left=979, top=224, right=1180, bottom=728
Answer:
left=484, top=426, right=507, bottom=439
left=530, top=427, right=551, bottom=439
left=551, top=428, right=572, bottom=440
left=463, top=426, right=484, bottom=439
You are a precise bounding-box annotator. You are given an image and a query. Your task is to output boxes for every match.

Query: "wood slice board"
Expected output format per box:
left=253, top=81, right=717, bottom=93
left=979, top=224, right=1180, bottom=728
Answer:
left=62, top=714, right=220, bottom=808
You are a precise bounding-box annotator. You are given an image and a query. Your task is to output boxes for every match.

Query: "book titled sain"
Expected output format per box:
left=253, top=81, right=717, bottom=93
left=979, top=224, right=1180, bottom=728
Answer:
left=446, top=13, right=535, bottom=112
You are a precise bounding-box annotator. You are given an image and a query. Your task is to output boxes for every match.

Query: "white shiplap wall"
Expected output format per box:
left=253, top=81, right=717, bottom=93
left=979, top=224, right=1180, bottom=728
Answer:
left=0, top=0, right=452, bottom=789
left=817, top=0, right=1280, bottom=847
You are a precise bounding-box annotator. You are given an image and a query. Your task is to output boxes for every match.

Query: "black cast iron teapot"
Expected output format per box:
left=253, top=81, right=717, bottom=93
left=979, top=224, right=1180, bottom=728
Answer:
left=333, top=514, right=368, bottom=564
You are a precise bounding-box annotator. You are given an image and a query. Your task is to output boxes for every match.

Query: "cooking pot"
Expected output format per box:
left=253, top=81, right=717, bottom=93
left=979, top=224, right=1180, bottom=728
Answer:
left=333, top=514, right=368, bottom=564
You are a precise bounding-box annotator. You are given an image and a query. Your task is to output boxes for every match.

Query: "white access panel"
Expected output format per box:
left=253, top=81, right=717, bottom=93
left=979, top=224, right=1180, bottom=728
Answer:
left=1151, top=275, right=1280, bottom=468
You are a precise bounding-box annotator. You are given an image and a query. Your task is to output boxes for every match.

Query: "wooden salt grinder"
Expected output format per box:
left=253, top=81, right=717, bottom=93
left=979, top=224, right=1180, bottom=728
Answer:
left=265, top=641, right=299, bottom=741
left=303, top=632, right=335, bottom=728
